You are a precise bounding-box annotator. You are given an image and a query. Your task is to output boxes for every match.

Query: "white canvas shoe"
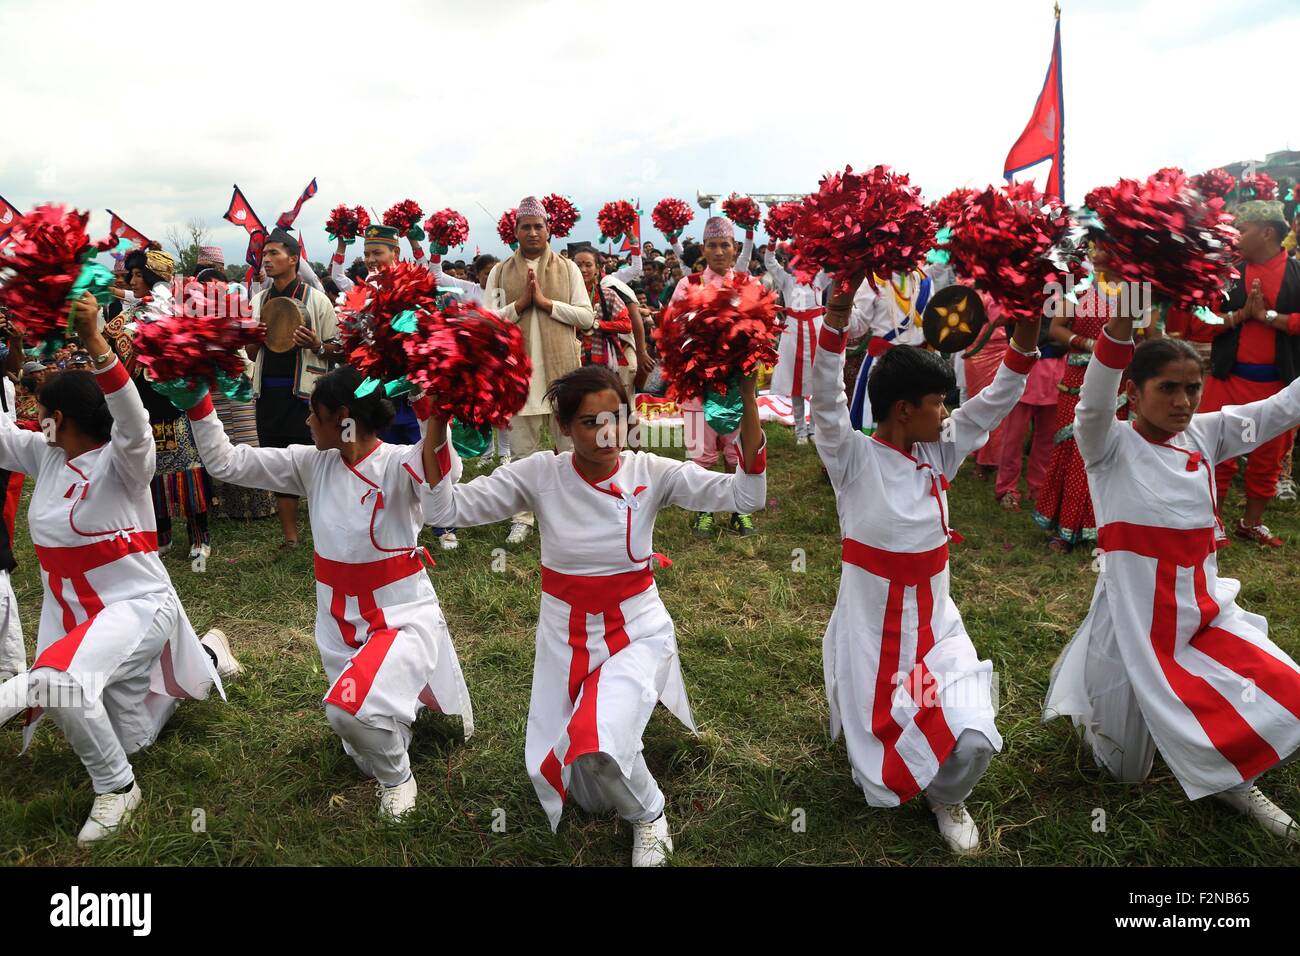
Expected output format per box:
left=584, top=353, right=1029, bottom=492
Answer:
left=439, top=530, right=459, bottom=551
left=1215, top=786, right=1298, bottom=840
left=77, top=782, right=142, bottom=846
left=796, top=432, right=809, bottom=446
left=377, top=775, right=418, bottom=823
left=631, top=813, right=673, bottom=867
left=505, top=521, right=532, bottom=546
left=200, top=628, right=243, bottom=678
left=927, top=798, right=980, bottom=855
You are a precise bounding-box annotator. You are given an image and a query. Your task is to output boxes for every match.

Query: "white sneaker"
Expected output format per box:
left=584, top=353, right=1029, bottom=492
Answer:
left=200, top=628, right=243, bottom=678
left=505, top=521, right=532, bottom=546
left=927, top=797, right=981, bottom=855
left=439, top=530, right=459, bottom=551
left=377, top=775, right=418, bottom=823
left=499, top=455, right=513, bottom=467
left=158, top=540, right=173, bottom=557
left=632, top=812, right=673, bottom=867
left=77, top=782, right=143, bottom=846
left=1215, top=786, right=1298, bottom=840
left=1277, top=477, right=1297, bottom=502
left=796, top=432, right=809, bottom=446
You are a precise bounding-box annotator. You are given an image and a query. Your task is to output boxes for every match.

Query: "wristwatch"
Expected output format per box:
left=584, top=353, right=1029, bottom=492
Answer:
left=92, top=350, right=114, bottom=368
left=1266, top=310, right=1279, bottom=325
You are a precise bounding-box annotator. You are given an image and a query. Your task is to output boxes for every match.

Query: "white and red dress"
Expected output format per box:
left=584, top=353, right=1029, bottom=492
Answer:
left=184, top=394, right=473, bottom=740
left=812, top=322, right=1037, bottom=805
left=0, top=358, right=221, bottom=752
left=1045, top=331, right=1300, bottom=797
left=422, top=440, right=766, bottom=829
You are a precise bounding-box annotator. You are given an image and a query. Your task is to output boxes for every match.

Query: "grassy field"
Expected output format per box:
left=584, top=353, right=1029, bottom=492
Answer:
left=3, top=422, right=1299, bottom=867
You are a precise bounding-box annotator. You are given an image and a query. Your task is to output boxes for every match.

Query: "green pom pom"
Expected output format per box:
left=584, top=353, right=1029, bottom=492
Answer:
left=925, top=249, right=951, bottom=266
left=935, top=226, right=953, bottom=245
left=354, top=377, right=380, bottom=398
left=390, top=309, right=418, bottom=333
left=383, top=378, right=417, bottom=398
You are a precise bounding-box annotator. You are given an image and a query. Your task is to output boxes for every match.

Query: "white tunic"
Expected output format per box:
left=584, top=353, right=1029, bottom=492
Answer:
left=186, top=395, right=473, bottom=735
left=1045, top=331, right=1300, bottom=798
left=0, top=359, right=221, bottom=749
left=813, top=323, right=1035, bottom=806
left=765, top=249, right=830, bottom=400
left=423, top=442, right=766, bottom=829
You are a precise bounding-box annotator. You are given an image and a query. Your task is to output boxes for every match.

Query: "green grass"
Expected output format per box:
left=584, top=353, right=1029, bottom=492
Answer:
left=3, top=423, right=1300, bottom=866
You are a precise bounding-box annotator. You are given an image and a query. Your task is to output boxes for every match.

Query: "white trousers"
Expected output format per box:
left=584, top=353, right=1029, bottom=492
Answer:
left=326, top=704, right=413, bottom=787
left=29, top=597, right=180, bottom=794
left=791, top=395, right=813, bottom=439
left=1077, top=628, right=1281, bottom=797
left=507, top=413, right=572, bottom=528
left=567, top=751, right=664, bottom=824
left=0, top=570, right=24, bottom=674
left=923, top=729, right=995, bottom=805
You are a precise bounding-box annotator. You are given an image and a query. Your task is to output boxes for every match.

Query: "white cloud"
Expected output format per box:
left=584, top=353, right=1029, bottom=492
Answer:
left=1, top=0, right=1296, bottom=262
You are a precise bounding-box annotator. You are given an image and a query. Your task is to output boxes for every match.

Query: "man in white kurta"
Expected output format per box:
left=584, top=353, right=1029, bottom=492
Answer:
left=184, top=387, right=474, bottom=815
left=812, top=295, right=1038, bottom=854
left=482, top=196, right=595, bottom=544
left=847, top=268, right=951, bottom=432
left=764, top=246, right=830, bottom=443
left=1045, top=328, right=1300, bottom=835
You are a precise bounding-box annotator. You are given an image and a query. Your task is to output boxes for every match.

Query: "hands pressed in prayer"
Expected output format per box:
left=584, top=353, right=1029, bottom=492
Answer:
left=515, top=269, right=535, bottom=313
left=530, top=270, right=554, bottom=313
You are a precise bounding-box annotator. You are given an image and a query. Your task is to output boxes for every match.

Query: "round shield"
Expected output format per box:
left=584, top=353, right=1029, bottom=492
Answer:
left=262, top=297, right=305, bottom=353
left=922, top=284, right=987, bottom=354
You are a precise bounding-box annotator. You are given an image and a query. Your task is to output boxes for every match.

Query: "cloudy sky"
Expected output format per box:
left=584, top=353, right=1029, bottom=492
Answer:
left=1, top=0, right=1295, bottom=264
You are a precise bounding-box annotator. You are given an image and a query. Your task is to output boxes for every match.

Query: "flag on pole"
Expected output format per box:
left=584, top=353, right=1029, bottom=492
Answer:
left=619, top=205, right=641, bottom=254
left=0, top=194, right=21, bottom=239
left=106, top=209, right=151, bottom=246
left=224, top=185, right=268, bottom=273
left=1003, top=7, right=1064, bottom=201
left=224, top=185, right=266, bottom=234
left=276, top=177, right=319, bottom=230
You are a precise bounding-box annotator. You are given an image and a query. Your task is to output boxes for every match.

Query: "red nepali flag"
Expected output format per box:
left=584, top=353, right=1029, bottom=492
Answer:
left=0, top=194, right=20, bottom=239
left=224, top=184, right=265, bottom=235
left=1003, top=15, right=1065, bottom=201
left=106, top=209, right=151, bottom=246
left=276, top=177, right=318, bottom=230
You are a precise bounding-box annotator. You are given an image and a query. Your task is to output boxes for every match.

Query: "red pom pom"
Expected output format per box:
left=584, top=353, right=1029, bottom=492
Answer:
left=942, top=182, right=1083, bottom=322
left=423, top=208, right=469, bottom=249
left=654, top=274, right=779, bottom=402
left=1240, top=171, right=1278, bottom=201
left=403, top=301, right=532, bottom=430
left=789, top=165, right=935, bottom=292
left=652, top=197, right=693, bottom=239
left=542, top=194, right=580, bottom=238
left=597, top=200, right=638, bottom=242
left=337, top=261, right=442, bottom=385
left=721, top=194, right=761, bottom=230
left=1086, top=168, right=1239, bottom=311
left=1189, top=168, right=1236, bottom=200
left=762, top=201, right=802, bottom=242
left=383, top=199, right=424, bottom=236
left=497, top=209, right=518, bottom=247
left=931, top=187, right=979, bottom=228
left=132, top=279, right=262, bottom=387
left=325, top=204, right=369, bottom=241
left=0, top=204, right=115, bottom=345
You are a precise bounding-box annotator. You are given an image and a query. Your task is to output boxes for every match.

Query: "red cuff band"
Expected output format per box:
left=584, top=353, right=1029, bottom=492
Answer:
left=94, top=358, right=130, bottom=394
left=411, top=394, right=433, bottom=421
left=435, top=442, right=452, bottom=480
left=819, top=325, right=847, bottom=354
left=186, top=393, right=215, bottom=421
left=413, top=248, right=426, bottom=261
left=739, top=438, right=767, bottom=475
left=331, top=253, right=344, bottom=265
left=1094, top=331, right=1134, bottom=370
left=1002, top=347, right=1037, bottom=376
